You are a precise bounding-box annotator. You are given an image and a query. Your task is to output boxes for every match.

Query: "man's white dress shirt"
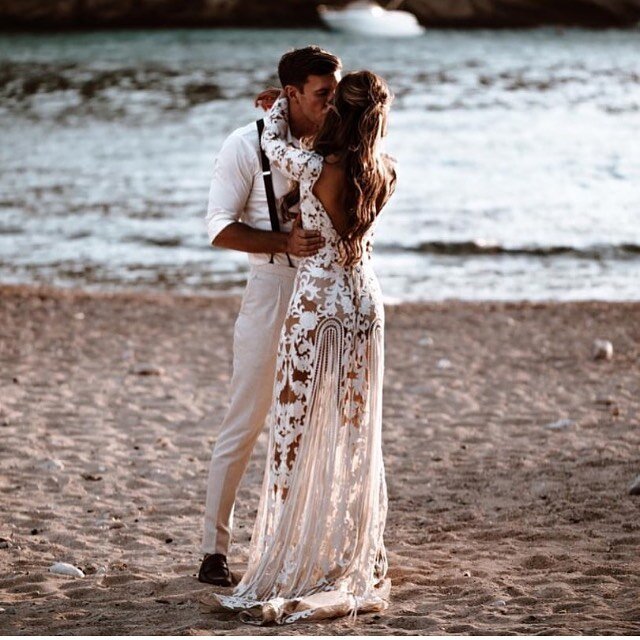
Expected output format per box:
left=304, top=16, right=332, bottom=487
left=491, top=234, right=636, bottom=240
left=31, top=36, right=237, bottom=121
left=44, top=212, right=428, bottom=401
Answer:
left=205, top=121, right=301, bottom=267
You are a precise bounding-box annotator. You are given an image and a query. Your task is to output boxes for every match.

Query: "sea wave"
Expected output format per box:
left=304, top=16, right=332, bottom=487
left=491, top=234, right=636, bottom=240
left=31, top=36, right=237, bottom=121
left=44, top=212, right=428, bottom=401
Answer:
left=378, top=240, right=640, bottom=260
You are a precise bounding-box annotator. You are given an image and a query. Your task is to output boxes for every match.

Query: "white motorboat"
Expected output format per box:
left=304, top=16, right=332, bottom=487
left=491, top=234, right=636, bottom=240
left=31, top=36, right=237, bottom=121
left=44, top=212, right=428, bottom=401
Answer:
left=318, top=1, right=425, bottom=37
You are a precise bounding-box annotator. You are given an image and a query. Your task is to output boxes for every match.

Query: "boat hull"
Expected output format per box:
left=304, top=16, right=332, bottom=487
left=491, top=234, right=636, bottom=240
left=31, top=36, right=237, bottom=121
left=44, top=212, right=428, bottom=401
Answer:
left=318, top=5, right=424, bottom=37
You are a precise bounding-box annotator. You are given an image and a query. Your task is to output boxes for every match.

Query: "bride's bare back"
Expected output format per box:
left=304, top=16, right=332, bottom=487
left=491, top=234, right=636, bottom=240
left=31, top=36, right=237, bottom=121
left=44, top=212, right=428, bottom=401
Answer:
left=312, top=156, right=350, bottom=236
left=312, top=154, right=394, bottom=238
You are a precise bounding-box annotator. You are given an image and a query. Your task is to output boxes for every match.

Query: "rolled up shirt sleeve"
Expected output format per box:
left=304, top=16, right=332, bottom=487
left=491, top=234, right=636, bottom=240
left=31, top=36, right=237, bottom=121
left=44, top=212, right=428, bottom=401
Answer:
left=205, top=131, right=257, bottom=245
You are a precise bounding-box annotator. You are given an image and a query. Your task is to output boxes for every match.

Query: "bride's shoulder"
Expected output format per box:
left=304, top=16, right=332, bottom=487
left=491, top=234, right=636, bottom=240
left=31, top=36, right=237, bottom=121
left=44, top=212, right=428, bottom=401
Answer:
left=381, top=152, right=397, bottom=170
left=381, top=153, right=397, bottom=187
left=374, top=154, right=397, bottom=213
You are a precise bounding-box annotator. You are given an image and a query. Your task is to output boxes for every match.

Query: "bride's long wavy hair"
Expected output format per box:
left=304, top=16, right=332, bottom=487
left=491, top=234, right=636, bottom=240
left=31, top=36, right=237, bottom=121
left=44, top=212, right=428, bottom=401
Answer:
left=313, top=70, right=395, bottom=266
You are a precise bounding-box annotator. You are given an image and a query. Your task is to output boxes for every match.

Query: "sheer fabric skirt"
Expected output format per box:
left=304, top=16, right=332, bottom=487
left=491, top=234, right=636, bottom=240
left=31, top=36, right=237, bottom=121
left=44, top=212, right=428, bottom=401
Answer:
left=207, top=264, right=390, bottom=625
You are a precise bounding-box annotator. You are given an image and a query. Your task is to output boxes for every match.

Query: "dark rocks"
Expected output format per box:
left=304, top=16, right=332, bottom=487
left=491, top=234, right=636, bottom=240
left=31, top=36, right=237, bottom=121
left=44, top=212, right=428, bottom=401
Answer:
left=22, top=71, right=72, bottom=96
left=404, top=0, right=640, bottom=28
left=1, top=0, right=640, bottom=29
left=184, top=82, right=223, bottom=106
left=0, top=0, right=322, bottom=29
left=81, top=473, right=103, bottom=481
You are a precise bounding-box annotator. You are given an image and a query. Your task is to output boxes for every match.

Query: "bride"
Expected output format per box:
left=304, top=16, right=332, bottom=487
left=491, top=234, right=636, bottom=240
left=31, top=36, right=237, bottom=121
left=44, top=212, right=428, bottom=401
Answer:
left=207, top=70, right=396, bottom=625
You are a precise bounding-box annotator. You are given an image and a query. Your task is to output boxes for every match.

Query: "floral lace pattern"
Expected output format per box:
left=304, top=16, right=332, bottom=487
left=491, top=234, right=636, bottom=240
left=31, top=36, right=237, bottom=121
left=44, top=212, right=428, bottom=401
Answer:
left=208, top=97, right=391, bottom=625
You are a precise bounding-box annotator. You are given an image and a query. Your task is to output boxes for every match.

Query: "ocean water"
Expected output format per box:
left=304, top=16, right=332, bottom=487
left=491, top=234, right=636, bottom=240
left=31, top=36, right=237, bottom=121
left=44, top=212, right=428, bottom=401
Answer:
left=1, top=28, right=639, bottom=301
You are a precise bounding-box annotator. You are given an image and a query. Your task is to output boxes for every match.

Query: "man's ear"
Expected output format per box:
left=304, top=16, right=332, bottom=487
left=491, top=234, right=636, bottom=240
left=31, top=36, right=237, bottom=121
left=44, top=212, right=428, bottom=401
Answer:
left=284, top=85, right=299, bottom=102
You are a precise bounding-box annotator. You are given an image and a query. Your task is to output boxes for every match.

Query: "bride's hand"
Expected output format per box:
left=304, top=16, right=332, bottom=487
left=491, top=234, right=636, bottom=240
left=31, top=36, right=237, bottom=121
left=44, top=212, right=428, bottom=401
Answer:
left=254, top=87, right=282, bottom=111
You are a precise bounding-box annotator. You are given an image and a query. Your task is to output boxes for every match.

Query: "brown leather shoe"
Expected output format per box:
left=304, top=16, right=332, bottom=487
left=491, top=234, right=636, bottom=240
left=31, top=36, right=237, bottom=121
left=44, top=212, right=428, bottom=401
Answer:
left=198, top=553, right=236, bottom=587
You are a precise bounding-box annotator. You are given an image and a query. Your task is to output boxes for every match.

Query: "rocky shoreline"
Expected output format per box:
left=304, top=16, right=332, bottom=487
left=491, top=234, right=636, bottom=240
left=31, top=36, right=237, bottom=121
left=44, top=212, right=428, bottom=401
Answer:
left=1, top=0, right=640, bottom=30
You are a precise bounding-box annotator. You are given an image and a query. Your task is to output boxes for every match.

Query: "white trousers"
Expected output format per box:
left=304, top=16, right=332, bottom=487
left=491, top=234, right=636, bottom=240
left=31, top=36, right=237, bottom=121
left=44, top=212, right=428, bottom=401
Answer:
left=202, top=262, right=296, bottom=556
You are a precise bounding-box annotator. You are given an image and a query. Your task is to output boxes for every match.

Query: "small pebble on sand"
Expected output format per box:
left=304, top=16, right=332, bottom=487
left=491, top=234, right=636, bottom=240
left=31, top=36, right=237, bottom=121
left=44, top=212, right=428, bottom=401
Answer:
left=37, top=459, right=64, bottom=471
left=129, top=364, right=164, bottom=376
left=436, top=358, right=452, bottom=369
left=49, top=562, right=85, bottom=578
left=545, top=418, right=574, bottom=430
left=592, top=339, right=613, bottom=361
left=81, top=473, right=102, bottom=481
left=628, top=475, right=640, bottom=496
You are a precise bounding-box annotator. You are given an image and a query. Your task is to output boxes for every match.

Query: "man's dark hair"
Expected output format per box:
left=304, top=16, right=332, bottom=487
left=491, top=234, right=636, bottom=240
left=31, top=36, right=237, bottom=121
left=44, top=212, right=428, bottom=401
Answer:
left=278, top=46, right=342, bottom=91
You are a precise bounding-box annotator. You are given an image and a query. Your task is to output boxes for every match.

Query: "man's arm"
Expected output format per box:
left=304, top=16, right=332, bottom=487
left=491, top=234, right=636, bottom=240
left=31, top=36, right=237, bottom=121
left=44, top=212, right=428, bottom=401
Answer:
left=215, top=215, right=323, bottom=258
left=205, top=132, right=256, bottom=247
left=206, top=130, right=323, bottom=257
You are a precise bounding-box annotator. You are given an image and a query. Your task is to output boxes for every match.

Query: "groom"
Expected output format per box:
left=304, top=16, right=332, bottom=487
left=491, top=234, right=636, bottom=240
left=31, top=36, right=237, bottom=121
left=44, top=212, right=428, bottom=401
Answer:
left=199, top=46, right=342, bottom=585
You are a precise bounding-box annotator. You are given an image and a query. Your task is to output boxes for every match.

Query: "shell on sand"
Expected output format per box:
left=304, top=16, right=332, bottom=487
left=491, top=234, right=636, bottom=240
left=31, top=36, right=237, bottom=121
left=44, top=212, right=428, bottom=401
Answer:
left=545, top=418, right=574, bottom=430
left=628, top=475, right=640, bottom=496
left=49, top=562, right=85, bottom=578
left=592, top=339, right=613, bottom=360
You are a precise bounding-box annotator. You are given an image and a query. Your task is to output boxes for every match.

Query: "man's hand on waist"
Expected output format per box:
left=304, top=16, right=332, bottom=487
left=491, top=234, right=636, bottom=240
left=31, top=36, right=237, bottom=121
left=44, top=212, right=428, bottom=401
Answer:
left=286, top=214, right=325, bottom=257
left=212, top=218, right=324, bottom=258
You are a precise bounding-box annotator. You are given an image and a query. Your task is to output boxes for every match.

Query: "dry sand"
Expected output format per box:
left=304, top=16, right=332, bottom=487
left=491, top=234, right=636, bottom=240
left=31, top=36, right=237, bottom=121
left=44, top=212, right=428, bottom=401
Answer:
left=0, top=284, right=639, bottom=635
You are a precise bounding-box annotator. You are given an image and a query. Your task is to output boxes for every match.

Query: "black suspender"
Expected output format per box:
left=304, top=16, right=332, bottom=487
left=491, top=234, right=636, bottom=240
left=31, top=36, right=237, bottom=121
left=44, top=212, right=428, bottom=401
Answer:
left=256, top=119, right=294, bottom=268
left=256, top=119, right=281, bottom=235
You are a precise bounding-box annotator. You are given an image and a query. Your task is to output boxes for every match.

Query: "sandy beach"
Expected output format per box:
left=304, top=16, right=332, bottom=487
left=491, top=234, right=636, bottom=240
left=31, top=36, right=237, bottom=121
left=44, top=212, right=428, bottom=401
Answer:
left=0, top=283, right=638, bottom=635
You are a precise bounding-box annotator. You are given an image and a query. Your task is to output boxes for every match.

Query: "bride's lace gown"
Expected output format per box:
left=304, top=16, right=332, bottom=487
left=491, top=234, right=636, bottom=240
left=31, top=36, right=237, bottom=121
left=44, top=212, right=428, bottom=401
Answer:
left=210, top=96, right=392, bottom=624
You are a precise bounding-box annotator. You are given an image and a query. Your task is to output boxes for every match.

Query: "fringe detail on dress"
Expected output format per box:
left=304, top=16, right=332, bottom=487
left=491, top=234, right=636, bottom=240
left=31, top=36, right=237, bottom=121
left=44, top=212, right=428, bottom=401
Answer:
left=207, top=313, right=389, bottom=625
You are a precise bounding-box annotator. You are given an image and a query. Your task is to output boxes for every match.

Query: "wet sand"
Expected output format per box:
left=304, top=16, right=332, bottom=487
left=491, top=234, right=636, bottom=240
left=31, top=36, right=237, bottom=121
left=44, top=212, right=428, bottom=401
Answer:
left=0, top=284, right=638, bottom=635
